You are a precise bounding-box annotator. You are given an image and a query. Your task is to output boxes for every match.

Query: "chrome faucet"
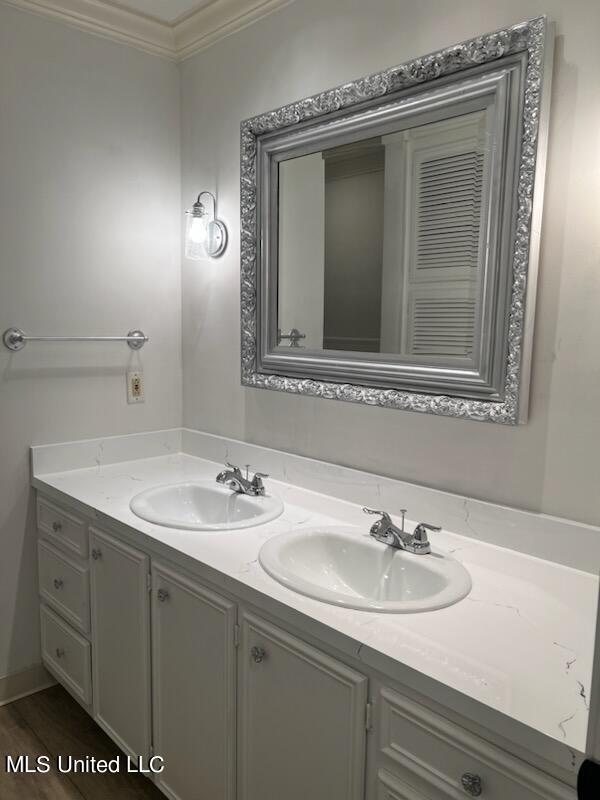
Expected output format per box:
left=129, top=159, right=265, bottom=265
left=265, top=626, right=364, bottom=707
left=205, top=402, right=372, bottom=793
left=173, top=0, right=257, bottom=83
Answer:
left=216, top=463, right=269, bottom=497
left=362, top=507, right=441, bottom=555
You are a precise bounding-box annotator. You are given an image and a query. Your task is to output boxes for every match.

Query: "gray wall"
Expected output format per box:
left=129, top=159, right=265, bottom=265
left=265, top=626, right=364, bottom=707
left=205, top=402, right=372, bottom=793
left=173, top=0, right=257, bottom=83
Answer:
left=0, top=5, right=181, bottom=680
left=181, top=0, right=600, bottom=526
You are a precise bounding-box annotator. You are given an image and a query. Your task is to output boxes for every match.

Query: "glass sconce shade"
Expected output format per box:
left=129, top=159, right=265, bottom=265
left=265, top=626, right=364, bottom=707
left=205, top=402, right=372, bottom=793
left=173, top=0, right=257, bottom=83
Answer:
left=185, top=191, right=227, bottom=259
left=185, top=201, right=209, bottom=260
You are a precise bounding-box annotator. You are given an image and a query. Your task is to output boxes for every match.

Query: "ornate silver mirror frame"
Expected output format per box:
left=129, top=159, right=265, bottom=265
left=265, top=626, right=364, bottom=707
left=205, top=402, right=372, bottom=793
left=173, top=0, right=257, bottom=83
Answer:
left=240, top=17, right=553, bottom=424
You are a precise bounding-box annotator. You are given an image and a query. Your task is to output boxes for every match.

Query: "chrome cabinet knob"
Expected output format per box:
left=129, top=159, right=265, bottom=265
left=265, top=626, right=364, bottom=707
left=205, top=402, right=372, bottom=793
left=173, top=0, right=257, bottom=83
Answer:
left=251, top=646, right=266, bottom=663
left=55, top=647, right=65, bottom=658
left=461, top=773, right=483, bottom=796
left=53, top=578, right=64, bottom=590
left=52, top=521, right=62, bottom=532
left=157, top=588, right=169, bottom=602
left=91, top=548, right=102, bottom=560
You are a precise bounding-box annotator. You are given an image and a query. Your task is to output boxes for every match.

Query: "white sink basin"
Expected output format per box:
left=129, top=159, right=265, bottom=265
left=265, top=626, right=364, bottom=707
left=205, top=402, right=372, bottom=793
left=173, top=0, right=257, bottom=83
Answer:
left=259, top=528, right=471, bottom=612
left=130, top=481, right=284, bottom=531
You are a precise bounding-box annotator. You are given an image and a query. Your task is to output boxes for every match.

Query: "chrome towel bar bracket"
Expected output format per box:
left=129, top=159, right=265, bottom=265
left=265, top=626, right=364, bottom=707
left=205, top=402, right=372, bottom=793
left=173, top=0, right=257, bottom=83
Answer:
left=2, top=328, right=148, bottom=352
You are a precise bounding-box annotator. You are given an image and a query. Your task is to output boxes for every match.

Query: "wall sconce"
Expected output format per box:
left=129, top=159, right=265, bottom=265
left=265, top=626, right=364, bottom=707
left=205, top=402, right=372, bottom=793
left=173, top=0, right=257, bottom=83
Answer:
left=184, top=191, right=227, bottom=259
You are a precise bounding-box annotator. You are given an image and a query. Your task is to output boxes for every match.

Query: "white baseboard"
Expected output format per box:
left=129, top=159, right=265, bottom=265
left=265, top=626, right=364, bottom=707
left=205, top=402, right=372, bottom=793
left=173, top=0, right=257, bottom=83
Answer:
left=0, top=664, right=56, bottom=707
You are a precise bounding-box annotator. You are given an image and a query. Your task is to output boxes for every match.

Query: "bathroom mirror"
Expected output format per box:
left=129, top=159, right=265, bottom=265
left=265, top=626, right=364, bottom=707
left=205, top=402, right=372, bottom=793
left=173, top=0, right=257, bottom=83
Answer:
left=241, top=17, right=553, bottom=424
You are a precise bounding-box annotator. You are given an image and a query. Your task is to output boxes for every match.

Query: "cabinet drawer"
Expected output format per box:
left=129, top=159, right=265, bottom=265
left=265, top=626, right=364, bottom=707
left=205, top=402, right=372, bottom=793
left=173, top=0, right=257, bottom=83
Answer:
left=379, top=687, right=573, bottom=800
left=41, top=604, right=92, bottom=707
left=37, top=496, right=88, bottom=558
left=38, top=540, right=90, bottom=634
left=378, top=769, right=434, bottom=800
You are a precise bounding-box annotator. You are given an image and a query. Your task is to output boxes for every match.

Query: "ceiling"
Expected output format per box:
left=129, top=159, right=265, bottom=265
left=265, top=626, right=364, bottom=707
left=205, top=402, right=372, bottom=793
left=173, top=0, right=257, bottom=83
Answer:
left=108, top=0, right=213, bottom=25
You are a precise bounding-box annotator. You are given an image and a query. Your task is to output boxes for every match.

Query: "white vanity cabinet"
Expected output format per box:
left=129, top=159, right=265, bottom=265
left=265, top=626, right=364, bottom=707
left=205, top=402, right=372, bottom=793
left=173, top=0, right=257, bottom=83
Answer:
left=151, top=561, right=237, bottom=800
left=35, top=492, right=576, bottom=800
left=237, top=611, right=369, bottom=800
left=89, top=526, right=152, bottom=762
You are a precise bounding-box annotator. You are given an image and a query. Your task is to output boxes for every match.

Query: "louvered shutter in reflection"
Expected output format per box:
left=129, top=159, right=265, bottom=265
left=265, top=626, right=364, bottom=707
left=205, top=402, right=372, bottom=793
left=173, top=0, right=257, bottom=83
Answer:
left=406, top=148, right=484, bottom=357
left=416, top=151, right=483, bottom=273
left=410, top=296, right=477, bottom=356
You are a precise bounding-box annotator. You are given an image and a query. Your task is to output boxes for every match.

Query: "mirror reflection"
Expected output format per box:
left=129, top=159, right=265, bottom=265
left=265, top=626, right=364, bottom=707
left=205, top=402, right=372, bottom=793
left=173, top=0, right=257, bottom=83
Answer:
left=277, top=109, right=490, bottom=361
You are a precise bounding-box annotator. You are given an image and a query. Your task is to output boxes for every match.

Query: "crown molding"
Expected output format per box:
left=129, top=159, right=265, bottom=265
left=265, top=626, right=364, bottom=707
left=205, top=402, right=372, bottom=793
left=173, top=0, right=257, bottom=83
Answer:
left=2, top=0, right=294, bottom=60
left=2, top=0, right=176, bottom=58
left=175, top=0, right=293, bottom=60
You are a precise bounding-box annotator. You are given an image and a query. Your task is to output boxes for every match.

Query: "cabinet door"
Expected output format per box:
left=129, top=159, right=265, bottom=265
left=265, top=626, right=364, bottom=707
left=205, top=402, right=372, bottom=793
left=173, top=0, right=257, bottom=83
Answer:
left=152, top=562, right=237, bottom=800
left=238, top=611, right=368, bottom=800
left=89, top=527, right=151, bottom=760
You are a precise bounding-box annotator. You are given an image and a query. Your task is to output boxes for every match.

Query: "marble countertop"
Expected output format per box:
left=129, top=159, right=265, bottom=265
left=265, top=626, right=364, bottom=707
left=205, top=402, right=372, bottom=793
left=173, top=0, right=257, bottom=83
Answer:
left=32, top=446, right=598, bottom=767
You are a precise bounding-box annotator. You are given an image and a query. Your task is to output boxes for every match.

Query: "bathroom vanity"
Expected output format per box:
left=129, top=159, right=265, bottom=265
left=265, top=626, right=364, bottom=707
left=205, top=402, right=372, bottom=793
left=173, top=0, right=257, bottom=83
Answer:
left=31, top=429, right=599, bottom=800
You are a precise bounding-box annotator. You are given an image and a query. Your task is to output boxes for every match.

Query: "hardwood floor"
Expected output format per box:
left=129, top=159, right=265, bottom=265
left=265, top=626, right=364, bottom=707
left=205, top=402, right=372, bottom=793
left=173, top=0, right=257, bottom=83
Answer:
left=0, top=685, right=164, bottom=800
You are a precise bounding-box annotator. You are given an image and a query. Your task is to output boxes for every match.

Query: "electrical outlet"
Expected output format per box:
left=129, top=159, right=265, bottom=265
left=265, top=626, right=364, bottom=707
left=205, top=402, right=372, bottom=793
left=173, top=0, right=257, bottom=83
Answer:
left=127, top=371, right=144, bottom=404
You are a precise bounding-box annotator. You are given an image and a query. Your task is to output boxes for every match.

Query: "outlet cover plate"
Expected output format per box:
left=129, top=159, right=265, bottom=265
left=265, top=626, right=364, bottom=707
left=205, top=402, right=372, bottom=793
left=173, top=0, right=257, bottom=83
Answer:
left=127, top=371, right=144, bottom=404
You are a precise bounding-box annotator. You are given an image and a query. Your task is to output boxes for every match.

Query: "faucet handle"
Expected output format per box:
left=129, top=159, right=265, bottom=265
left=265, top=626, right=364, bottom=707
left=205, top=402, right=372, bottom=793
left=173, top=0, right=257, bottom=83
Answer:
left=225, top=462, right=242, bottom=477
left=251, top=472, right=269, bottom=495
left=362, top=507, right=392, bottom=522
left=413, top=522, right=442, bottom=541
left=251, top=471, right=269, bottom=484
left=363, top=507, right=393, bottom=538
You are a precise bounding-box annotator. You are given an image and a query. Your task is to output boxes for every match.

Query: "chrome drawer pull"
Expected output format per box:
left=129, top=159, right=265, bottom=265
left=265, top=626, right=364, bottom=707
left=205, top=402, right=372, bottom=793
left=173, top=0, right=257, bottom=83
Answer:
left=52, top=521, right=62, bottom=532
left=55, top=647, right=65, bottom=658
left=461, top=773, right=483, bottom=796
left=53, top=578, right=64, bottom=590
left=157, top=588, right=170, bottom=602
left=251, top=646, right=266, bottom=663
left=91, top=549, right=102, bottom=560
